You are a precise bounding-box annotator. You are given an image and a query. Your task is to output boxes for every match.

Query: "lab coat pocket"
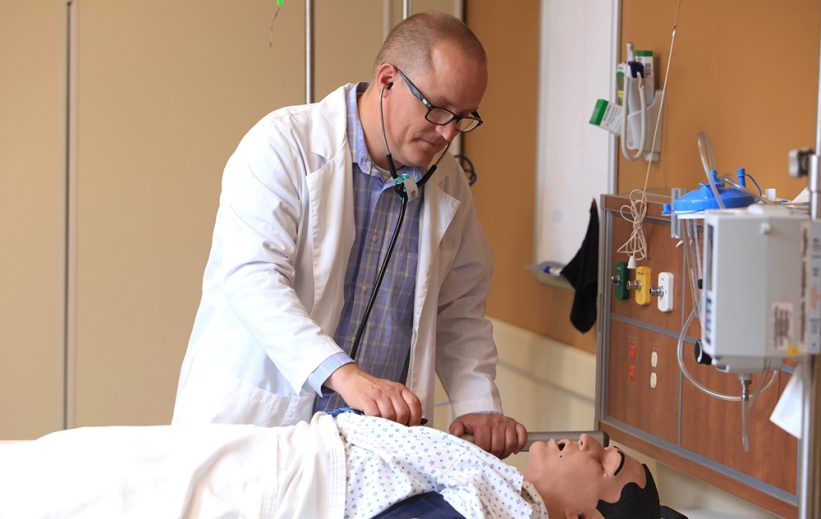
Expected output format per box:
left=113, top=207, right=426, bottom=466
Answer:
left=176, top=355, right=296, bottom=427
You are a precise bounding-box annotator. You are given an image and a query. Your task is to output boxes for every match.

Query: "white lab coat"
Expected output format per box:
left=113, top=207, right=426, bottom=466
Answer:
left=172, top=83, right=501, bottom=427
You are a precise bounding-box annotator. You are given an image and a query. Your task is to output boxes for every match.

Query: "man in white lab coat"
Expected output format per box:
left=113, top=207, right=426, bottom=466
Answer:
left=172, top=11, right=525, bottom=458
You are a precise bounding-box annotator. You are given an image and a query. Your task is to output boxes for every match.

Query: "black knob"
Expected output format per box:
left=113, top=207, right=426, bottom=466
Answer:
left=694, top=339, right=712, bottom=365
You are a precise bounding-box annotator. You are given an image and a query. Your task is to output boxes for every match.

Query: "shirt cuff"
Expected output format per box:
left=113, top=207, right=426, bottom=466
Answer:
left=308, top=352, right=354, bottom=395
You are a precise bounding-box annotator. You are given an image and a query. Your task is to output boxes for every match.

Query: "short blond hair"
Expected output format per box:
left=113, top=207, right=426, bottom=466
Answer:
left=373, top=11, right=486, bottom=78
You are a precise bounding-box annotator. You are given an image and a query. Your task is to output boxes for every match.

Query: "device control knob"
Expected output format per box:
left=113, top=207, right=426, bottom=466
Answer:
left=693, top=340, right=713, bottom=365
left=789, top=147, right=814, bottom=178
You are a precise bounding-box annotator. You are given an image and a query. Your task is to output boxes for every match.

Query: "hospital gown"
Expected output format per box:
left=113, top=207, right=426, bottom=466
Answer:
left=0, top=412, right=546, bottom=519
left=336, top=412, right=546, bottom=518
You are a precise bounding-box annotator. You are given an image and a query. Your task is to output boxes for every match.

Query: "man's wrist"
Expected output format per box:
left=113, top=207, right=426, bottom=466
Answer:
left=308, top=353, right=354, bottom=395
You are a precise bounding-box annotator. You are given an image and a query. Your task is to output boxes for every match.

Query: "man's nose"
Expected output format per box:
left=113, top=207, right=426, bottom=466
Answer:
left=436, top=120, right=459, bottom=142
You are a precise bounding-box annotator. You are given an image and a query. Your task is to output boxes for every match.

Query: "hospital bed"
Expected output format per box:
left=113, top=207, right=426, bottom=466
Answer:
left=0, top=430, right=609, bottom=447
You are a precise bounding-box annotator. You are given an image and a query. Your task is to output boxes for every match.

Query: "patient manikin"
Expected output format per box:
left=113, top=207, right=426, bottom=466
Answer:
left=0, top=411, right=659, bottom=519
left=525, top=433, right=659, bottom=519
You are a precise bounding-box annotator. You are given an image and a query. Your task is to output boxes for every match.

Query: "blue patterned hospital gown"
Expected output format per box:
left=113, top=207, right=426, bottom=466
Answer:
left=334, top=412, right=548, bottom=519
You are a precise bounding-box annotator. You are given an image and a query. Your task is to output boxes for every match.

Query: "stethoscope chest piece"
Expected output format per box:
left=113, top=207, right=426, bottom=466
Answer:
left=394, top=174, right=420, bottom=201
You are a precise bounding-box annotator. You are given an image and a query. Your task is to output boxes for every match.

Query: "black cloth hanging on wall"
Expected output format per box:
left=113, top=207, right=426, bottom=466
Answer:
left=560, top=199, right=600, bottom=333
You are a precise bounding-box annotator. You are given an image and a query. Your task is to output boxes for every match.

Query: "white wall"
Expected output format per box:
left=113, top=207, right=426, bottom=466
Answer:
left=534, top=0, right=615, bottom=266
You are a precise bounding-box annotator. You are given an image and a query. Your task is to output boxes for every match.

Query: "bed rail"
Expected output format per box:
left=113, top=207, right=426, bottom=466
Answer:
left=462, top=430, right=609, bottom=452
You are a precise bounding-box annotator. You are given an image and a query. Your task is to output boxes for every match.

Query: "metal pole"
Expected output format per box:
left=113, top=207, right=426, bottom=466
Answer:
left=798, top=358, right=820, bottom=519
left=65, top=0, right=79, bottom=432
left=304, top=0, right=314, bottom=104
left=403, top=0, right=411, bottom=20
left=382, top=0, right=392, bottom=41
left=452, top=0, right=463, bottom=20
left=797, top=20, right=821, bottom=519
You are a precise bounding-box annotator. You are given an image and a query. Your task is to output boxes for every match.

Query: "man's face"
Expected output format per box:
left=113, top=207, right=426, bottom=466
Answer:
left=524, top=433, right=647, bottom=518
left=384, top=41, right=487, bottom=169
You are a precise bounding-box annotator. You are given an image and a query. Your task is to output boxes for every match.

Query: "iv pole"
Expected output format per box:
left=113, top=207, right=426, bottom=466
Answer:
left=799, top=352, right=820, bottom=516
left=304, top=0, right=314, bottom=104
left=304, top=0, right=414, bottom=104
left=791, top=22, right=821, bottom=519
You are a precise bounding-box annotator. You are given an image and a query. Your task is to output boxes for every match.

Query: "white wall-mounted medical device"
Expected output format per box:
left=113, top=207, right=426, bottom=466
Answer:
left=701, top=204, right=821, bottom=373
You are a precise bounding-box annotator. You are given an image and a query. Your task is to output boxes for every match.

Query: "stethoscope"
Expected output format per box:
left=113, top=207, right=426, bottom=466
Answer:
left=347, top=81, right=451, bottom=362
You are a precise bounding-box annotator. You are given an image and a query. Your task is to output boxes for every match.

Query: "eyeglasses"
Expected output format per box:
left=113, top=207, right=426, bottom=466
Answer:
left=395, top=68, right=483, bottom=133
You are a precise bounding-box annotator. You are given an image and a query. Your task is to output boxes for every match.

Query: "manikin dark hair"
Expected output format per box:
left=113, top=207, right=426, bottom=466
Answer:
left=595, top=464, right=661, bottom=519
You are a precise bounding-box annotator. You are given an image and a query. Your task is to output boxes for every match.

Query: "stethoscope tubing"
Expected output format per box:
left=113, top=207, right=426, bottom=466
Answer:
left=348, top=193, right=408, bottom=361
left=348, top=82, right=448, bottom=361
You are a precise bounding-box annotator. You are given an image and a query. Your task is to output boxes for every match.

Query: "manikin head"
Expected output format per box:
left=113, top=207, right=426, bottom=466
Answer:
left=360, top=11, right=488, bottom=171
left=524, top=433, right=661, bottom=519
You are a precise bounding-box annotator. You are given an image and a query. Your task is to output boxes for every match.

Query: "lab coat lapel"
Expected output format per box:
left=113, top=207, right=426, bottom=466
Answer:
left=303, top=85, right=356, bottom=333
left=416, top=178, right=459, bottom=310
left=306, top=146, right=354, bottom=320
left=410, top=175, right=459, bottom=410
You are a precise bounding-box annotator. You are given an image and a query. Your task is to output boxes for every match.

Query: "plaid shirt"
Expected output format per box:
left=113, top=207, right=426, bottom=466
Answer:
left=314, top=83, right=425, bottom=413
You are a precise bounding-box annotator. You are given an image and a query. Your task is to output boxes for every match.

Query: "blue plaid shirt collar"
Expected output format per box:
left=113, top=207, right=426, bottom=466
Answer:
left=346, top=83, right=425, bottom=182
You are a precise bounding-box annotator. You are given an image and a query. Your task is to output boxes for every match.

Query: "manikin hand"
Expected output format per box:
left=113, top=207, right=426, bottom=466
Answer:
left=324, top=363, right=423, bottom=426
left=449, top=413, right=527, bottom=459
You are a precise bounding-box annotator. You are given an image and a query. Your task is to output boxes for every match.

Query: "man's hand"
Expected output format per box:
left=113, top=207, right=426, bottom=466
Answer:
left=449, top=413, right=527, bottom=459
left=324, top=364, right=423, bottom=426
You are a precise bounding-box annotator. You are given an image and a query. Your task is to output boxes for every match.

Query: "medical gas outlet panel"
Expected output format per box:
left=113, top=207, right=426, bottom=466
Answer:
left=611, top=261, right=674, bottom=313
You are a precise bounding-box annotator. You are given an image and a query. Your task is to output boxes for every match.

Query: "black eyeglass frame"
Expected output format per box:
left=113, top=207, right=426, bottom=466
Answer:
left=394, top=68, right=484, bottom=133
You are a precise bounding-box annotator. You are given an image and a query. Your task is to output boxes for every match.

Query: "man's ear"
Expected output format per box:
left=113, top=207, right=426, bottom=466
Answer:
left=375, top=62, right=396, bottom=95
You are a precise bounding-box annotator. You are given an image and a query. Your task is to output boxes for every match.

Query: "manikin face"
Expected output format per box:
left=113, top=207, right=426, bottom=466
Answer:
left=382, top=41, right=487, bottom=169
left=523, top=433, right=647, bottom=519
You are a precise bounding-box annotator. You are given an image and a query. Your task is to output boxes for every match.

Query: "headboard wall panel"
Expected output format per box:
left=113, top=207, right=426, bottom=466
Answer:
left=598, top=192, right=800, bottom=519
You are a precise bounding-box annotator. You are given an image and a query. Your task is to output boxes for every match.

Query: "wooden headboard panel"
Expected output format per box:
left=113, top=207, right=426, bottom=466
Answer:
left=597, top=192, right=799, bottom=518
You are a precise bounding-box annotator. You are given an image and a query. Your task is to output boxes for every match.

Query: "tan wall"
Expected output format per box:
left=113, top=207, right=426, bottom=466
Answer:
left=0, top=0, right=461, bottom=438
left=466, top=1, right=821, bottom=355
left=0, top=2, right=67, bottom=438
left=8, top=0, right=817, bottom=436
left=465, top=4, right=819, bottom=515
left=617, top=0, right=820, bottom=197
left=465, top=1, right=597, bottom=354
left=71, top=0, right=311, bottom=428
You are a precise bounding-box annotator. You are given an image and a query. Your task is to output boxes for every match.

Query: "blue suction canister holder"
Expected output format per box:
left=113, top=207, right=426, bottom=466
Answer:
left=663, top=175, right=758, bottom=216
